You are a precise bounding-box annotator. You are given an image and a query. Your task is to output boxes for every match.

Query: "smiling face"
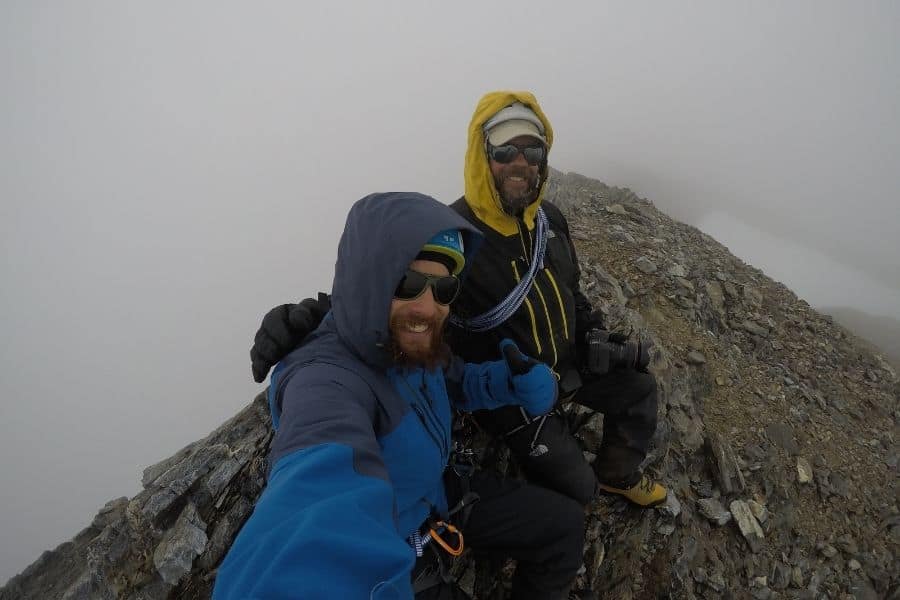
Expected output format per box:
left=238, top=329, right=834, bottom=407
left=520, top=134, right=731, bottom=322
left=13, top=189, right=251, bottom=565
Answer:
left=488, top=135, right=544, bottom=216
left=388, top=258, right=451, bottom=368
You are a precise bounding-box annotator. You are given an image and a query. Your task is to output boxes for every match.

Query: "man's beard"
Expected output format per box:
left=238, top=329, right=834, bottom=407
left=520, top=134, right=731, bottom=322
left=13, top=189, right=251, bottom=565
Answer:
left=495, top=169, right=541, bottom=216
left=389, top=314, right=450, bottom=370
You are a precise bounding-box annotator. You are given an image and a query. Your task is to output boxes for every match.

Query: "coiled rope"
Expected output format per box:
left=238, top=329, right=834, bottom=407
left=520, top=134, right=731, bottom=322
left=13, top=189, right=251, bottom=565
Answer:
left=449, top=208, right=549, bottom=332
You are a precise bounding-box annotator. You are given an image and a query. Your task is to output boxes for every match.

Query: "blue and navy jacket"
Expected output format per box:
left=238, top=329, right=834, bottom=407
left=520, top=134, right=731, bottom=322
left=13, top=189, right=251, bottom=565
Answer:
left=213, top=193, right=556, bottom=600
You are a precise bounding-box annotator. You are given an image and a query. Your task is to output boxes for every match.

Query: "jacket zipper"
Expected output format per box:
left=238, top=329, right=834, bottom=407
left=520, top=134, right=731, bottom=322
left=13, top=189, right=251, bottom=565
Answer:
left=400, top=375, right=449, bottom=462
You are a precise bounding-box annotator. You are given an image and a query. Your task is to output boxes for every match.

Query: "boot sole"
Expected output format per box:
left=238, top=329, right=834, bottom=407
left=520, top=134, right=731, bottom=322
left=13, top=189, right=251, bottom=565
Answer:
left=596, top=487, right=668, bottom=508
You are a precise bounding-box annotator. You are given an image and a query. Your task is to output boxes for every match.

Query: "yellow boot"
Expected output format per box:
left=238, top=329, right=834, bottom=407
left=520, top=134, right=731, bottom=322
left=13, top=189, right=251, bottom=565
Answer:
left=597, top=474, right=667, bottom=507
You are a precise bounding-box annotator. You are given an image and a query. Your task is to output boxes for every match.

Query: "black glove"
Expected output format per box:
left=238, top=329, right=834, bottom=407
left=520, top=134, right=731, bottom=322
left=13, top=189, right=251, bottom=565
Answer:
left=501, top=339, right=540, bottom=376
left=250, top=293, right=331, bottom=383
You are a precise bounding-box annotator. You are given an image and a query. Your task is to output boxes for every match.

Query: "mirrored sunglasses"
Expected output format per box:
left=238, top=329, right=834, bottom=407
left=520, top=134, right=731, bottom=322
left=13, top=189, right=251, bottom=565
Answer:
left=487, top=143, right=546, bottom=166
left=394, top=269, right=461, bottom=305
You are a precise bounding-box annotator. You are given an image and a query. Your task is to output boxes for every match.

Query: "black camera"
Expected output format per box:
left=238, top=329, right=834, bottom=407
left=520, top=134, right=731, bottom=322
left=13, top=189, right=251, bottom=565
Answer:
left=584, top=329, right=652, bottom=374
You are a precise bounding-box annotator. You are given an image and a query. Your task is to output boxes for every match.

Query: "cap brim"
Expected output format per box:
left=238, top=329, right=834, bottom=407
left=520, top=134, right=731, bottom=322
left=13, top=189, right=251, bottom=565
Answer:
left=486, top=120, right=546, bottom=146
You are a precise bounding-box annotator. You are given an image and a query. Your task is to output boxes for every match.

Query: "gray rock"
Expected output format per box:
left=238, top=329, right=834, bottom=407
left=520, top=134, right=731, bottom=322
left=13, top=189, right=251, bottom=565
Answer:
left=741, top=320, right=770, bottom=337
left=91, top=497, right=128, bottom=530
left=197, top=497, right=253, bottom=571
left=730, top=500, right=765, bottom=553
left=153, top=502, right=208, bottom=585
left=590, top=264, right=628, bottom=306
left=686, top=351, right=706, bottom=365
left=771, top=561, right=792, bottom=590
left=705, top=280, right=726, bottom=314
left=634, top=256, right=658, bottom=274
left=153, top=443, right=231, bottom=491
left=608, top=230, right=636, bottom=243
left=706, top=432, right=746, bottom=494
left=60, top=568, right=116, bottom=600
left=697, top=498, right=732, bottom=525
left=657, top=523, right=675, bottom=536
left=605, top=203, right=628, bottom=215
left=835, top=533, right=858, bottom=554
left=675, top=277, right=695, bottom=293
left=791, top=565, right=804, bottom=588
left=142, top=441, right=201, bottom=488
left=807, top=566, right=831, bottom=595
left=660, top=493, right=682, bottom=519
left=747, top=499, right=768, bottom=524
left=668, top=264, right=687, bottom=278
left=141, top=488, right=179, bottom=522
left=796, top=456, right=813, bottom=483
left=670, top=409, right=705, bottom=451
left=743, top=285, right=763, bottom=306
left=708, top=571, right=726, bottom=592
left=205, top=455, right=245, bottom=498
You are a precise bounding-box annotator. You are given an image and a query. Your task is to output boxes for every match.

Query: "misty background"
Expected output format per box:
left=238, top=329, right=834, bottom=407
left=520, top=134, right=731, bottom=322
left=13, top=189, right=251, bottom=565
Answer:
left=2, top=1, right=898, bottom=584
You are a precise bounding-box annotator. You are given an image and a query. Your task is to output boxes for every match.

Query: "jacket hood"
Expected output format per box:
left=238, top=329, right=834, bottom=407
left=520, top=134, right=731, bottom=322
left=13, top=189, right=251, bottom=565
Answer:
left=463, top=91, right=555, bottom=236
left=331, top=192, right=482, bottom=369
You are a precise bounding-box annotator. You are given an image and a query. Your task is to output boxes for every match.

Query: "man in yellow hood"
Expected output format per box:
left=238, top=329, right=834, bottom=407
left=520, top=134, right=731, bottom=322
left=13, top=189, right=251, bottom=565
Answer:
left=251, top=91, right=667, bottom=510
left=444, top=91, right=667, bottom=508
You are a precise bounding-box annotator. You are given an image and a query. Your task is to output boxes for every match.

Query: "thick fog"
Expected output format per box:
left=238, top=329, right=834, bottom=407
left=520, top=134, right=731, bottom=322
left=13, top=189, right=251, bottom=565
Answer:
left=2, top=1, right=898, bottom=584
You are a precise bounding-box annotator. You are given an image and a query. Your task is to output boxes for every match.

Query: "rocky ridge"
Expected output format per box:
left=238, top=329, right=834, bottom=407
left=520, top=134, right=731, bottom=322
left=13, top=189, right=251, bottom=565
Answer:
left=2, top=169, right=897, bottom=599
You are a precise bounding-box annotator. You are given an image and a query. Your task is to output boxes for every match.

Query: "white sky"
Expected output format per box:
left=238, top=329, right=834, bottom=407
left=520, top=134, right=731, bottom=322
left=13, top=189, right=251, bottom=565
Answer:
left=2, top=1, right=898, bottom=584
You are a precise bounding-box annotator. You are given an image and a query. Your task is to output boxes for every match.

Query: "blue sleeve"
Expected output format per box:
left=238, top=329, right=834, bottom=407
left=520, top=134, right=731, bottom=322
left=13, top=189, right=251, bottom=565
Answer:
left=444, top=354, right=557, bottom=416
left=213, top=372, right=414, bottom=600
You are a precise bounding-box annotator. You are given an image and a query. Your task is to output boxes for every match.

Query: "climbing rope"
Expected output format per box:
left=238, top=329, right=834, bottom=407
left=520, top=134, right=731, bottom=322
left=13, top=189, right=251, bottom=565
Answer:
left=450, top=208, right=549, bottom=332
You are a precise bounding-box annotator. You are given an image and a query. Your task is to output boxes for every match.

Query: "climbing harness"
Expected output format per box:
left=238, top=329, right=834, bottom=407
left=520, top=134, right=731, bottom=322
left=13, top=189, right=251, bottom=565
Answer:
left=502, top=406, right=557, bottom=457
left=449, top=208, right=549, bottom=332
left=408, top=491, right=480, bottom=594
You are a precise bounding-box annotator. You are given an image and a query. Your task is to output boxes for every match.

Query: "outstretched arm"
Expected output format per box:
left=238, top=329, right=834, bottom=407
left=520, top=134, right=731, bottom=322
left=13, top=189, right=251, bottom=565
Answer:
left=214, top=369, right=413, bottom=600
left=445, top=339, right=557, bottom=417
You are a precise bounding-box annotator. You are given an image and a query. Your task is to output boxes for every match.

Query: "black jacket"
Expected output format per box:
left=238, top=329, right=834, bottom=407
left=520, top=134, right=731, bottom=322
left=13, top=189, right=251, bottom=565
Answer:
left=448, top=197, right=597, bottom=380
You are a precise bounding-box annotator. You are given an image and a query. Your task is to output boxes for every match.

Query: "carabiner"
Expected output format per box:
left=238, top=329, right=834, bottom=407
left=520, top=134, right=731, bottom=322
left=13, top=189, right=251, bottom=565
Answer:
left=428, top=521, right=464, bottom=556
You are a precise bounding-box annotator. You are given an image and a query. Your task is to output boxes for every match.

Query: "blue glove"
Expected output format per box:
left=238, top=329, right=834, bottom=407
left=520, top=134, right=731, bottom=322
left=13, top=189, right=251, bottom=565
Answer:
left=499, top=339, right=557, bottom=417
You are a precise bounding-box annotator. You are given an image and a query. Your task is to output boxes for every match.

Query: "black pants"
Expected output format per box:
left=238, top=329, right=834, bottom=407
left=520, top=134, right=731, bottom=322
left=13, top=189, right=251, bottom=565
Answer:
left=475, top=369, right=658, bottom=504
left=414, top=471, right=585, bottom=600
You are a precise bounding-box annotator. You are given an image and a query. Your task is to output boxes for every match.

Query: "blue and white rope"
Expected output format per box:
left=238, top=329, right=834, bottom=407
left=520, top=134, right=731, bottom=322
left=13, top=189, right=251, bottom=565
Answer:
left=450, top=208, right=549, bottom=332
left=409, top=530, right=425, bottom=557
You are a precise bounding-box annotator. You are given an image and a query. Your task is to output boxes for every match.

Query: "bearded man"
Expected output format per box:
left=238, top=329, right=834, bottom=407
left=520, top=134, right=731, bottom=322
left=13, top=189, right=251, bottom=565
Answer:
left=214, top=192, right=585, bottom=600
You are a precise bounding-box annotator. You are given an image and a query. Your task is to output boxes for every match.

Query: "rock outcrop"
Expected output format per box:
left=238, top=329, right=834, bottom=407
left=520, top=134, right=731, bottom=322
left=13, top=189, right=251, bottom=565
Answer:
left=3, top=169, right=897, bottom=599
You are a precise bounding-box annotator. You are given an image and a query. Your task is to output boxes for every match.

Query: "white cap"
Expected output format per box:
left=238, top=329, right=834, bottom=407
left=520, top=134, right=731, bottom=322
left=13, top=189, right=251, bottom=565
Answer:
left=483, top=102, right=547, bottom=146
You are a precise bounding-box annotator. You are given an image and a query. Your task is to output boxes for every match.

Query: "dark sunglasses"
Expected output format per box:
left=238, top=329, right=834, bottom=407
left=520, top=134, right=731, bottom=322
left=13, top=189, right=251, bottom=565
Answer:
left=487, top=143, right=546, bottom=166
left=394, top=269, right=461, bottom=305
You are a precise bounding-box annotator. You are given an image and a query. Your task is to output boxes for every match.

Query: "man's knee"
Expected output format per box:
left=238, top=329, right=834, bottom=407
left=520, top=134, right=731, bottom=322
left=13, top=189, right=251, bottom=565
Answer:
left=510, top=414, right=598, bottom=505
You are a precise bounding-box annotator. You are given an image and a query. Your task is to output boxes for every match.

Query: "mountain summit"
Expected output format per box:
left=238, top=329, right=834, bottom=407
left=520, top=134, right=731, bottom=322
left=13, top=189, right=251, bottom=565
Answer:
left=3, top=170, right=897, bottom=599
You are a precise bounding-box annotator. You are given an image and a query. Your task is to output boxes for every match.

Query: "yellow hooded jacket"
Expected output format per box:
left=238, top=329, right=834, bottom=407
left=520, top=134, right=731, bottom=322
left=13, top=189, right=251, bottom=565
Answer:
left=450, top=91, right=598, bottom=380
left=462, top=91, right=554, bottom=236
